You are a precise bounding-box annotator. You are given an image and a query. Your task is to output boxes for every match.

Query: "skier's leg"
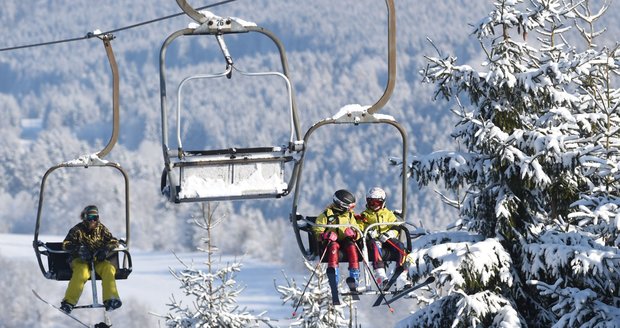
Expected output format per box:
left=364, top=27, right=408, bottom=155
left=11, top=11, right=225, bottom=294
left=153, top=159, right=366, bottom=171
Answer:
left=369, top=240, right=388, bottom=284
left=385, top=239, right=410, bottom=289
left=63, top=259, right=91, bottom=305
left=343, top=240, right=360, bottom=288
left=95, top=261, right=119, bottom=302
left=385, top=239, right=405, bottom=265
left=325, top=242, right=341, bottom=305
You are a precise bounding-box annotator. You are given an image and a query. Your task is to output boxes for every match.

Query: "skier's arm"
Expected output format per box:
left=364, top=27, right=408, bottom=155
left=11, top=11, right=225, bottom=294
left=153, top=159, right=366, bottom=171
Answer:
left=313, top=213, right=327, bottom=240
left=100, top=225, right=119, bottom=250
left=62, top=227, right=80, bottom=254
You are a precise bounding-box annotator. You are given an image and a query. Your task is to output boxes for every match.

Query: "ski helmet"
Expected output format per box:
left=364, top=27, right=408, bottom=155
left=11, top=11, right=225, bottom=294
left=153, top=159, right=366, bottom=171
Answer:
left=366, top=187, right=386, bottom=211
left=81, top=205, right=99, bottom=221
left=332, top=189, right=356, bottom=212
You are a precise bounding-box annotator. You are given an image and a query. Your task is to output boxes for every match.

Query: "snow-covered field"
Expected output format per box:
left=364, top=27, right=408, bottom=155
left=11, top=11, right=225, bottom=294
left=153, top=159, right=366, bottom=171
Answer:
left=3, top=233, right=414, bottom=327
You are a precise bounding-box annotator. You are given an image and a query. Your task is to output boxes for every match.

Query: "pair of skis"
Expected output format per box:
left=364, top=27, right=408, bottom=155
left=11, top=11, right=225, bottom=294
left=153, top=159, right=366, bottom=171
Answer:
left=372, top=275, right=435, bottom=307
left=32, top=290, right=113, bottom=328
left=334, top=266, right=435, bottom=308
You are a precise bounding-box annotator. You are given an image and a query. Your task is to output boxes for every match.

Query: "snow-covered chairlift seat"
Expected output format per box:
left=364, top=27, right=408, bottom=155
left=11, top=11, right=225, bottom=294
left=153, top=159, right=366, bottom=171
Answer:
left=162, top=146, right=297, bottom=202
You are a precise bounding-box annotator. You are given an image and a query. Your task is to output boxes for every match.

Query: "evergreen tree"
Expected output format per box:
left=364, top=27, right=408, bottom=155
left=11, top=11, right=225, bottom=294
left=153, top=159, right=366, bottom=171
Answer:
left=162, top=203, right=274, bottom=328
left=403, top=0, right=620, bottom=326
left=275, top=260, right=349, bottom=328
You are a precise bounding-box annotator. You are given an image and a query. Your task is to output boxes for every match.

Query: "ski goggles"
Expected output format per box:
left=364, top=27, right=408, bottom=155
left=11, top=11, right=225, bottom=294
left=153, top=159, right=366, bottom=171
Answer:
left=85, top=214, right=99, bottom=221
left=367, top=199, right=384, bottom=208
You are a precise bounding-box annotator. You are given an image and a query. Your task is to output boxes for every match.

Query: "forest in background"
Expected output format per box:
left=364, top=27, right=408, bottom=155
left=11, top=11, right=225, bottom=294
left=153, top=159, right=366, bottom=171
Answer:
left=1, top=0, right=619, bottom=259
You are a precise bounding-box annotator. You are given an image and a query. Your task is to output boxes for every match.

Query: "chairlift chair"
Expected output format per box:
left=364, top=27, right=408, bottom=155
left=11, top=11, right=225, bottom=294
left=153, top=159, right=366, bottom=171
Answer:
left=289, top=0, right=412, bottom=294
left=290, top=107, right=412, bottom=263
left=159, top=2, right=303, bottom=203
left=32, top=34, right=132, bottom=291
left=33, top=159, right=133, bottom=282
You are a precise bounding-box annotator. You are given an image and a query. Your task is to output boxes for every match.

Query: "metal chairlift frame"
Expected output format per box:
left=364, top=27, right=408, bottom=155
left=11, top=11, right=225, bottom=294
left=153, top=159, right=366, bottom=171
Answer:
left=289, top=0, right=411, bottom=294
left=32, top=35, right=132, bottom=309
left=159, top=0, right=303, bottom=203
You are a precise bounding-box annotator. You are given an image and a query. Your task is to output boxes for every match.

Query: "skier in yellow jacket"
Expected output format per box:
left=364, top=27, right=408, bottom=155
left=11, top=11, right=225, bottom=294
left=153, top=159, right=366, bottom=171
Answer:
left=313, top=189, right=361, bottom=304
left=60, top=205, right=122, bottom=314
left=356, top=187, right=409, bottom=289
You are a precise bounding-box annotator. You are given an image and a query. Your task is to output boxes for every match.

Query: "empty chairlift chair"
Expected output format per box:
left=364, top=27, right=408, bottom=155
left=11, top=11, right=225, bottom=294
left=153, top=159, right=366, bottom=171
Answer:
left=159, top=8, right=303, bottom=203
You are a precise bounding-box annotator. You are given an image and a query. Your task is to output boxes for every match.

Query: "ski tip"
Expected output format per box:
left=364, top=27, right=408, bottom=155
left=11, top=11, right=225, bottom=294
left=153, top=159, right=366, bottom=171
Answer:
left=292, top=311, right=297, bottom=317
left=389, top=308, right=395, bottom=313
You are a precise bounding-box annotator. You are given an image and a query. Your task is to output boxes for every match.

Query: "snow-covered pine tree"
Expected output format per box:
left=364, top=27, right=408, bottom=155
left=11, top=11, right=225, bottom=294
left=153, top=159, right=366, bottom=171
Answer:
left=275, top=260, right=349, bottom=328
left=402, top=0, right=620, bottom=326
left=162, top=203, right=273, bottom=328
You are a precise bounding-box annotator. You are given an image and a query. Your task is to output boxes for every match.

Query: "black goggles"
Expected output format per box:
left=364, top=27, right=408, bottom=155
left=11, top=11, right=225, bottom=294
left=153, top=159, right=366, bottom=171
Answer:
left=86, top=214, right=99, bottom=221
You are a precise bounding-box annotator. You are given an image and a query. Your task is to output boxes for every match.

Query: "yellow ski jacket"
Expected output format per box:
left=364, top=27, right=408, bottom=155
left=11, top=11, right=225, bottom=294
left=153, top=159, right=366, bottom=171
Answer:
left=313, top=207, right=361, bottom=241
left=357, top=207, right=400, bottom=239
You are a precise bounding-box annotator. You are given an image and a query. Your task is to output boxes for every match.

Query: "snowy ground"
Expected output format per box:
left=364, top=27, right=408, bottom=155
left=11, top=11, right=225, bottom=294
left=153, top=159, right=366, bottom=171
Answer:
left=2, top=233, right=414, bottom=327
left=2, top=233, right=299, bottom=327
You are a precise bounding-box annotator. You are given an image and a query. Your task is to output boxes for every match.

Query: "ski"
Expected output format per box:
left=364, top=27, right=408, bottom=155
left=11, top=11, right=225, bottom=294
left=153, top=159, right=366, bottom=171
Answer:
left=344, top=277, right=360, bottom=300
left=384, top=276, right=435, bottom=306
left=32, top=289, right=90, bottom=328
left=372, top=266, right=404, bottom=307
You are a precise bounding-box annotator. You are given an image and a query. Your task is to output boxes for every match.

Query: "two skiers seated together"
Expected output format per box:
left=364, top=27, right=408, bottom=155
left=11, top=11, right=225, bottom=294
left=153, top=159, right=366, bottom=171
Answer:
left=312, top=187, right=410, bottom=295
left=59, top=205, right=122, bottom=314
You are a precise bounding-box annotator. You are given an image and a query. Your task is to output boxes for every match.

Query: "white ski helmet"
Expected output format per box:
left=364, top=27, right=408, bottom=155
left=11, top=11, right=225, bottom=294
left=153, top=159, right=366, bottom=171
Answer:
left=366, top=187, right=386, bottom=211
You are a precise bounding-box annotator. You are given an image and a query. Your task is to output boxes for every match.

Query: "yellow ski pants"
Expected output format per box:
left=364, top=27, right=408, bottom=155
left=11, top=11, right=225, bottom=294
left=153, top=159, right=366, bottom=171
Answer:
left=63, top=258, right=119, bottom=305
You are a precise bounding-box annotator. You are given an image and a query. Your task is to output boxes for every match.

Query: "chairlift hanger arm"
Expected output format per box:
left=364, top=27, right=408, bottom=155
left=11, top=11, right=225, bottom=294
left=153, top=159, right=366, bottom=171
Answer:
left=97, top=34, right=120, bottom=159
left=159, top=28, right=194, bottom=160
left=176, top=0, right=209, bottom=24
left=367, top=0, right=396, bottom=115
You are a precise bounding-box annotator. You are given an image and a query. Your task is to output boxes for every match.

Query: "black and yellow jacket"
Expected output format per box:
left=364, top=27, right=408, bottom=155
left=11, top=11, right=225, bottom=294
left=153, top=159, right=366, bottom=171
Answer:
left=62, top=221, right=119, bottom=258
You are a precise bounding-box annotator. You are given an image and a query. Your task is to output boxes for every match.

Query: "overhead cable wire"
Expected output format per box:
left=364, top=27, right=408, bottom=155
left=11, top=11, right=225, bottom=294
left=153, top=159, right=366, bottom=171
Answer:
left=0, top=0, right=238, bottom=52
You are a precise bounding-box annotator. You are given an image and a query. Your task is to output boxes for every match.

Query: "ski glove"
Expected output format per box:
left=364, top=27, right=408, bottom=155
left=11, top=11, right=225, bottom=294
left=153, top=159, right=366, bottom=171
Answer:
left=321, top=231, right=338, bottom=242
left=78, top=246, right=92, bottom=262
left=344, top=228, right=357, bottom=239
left=368, top=229, right=379, bottom=239
left=94, top=248, right=108, bottom=262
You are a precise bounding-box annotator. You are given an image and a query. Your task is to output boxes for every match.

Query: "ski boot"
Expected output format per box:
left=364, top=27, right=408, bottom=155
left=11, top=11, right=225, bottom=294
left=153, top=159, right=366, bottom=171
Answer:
left=104, top=298, right=122, bottom=311
left=60, top=300, right=74, bottom=314
left=374, top=267, right=388, bottom=287
left=346, top=268, right=360, bottom=292
left=395, top=269, right=411, bottom=290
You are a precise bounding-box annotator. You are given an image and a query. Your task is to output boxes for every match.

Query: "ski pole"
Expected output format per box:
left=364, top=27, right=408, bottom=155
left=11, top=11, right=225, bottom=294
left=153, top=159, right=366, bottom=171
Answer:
left=384, top=238, right=408, bottom=266
left=292, top=242, right=329, bottom=317
left=352, top=241, right=394, bottom=313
